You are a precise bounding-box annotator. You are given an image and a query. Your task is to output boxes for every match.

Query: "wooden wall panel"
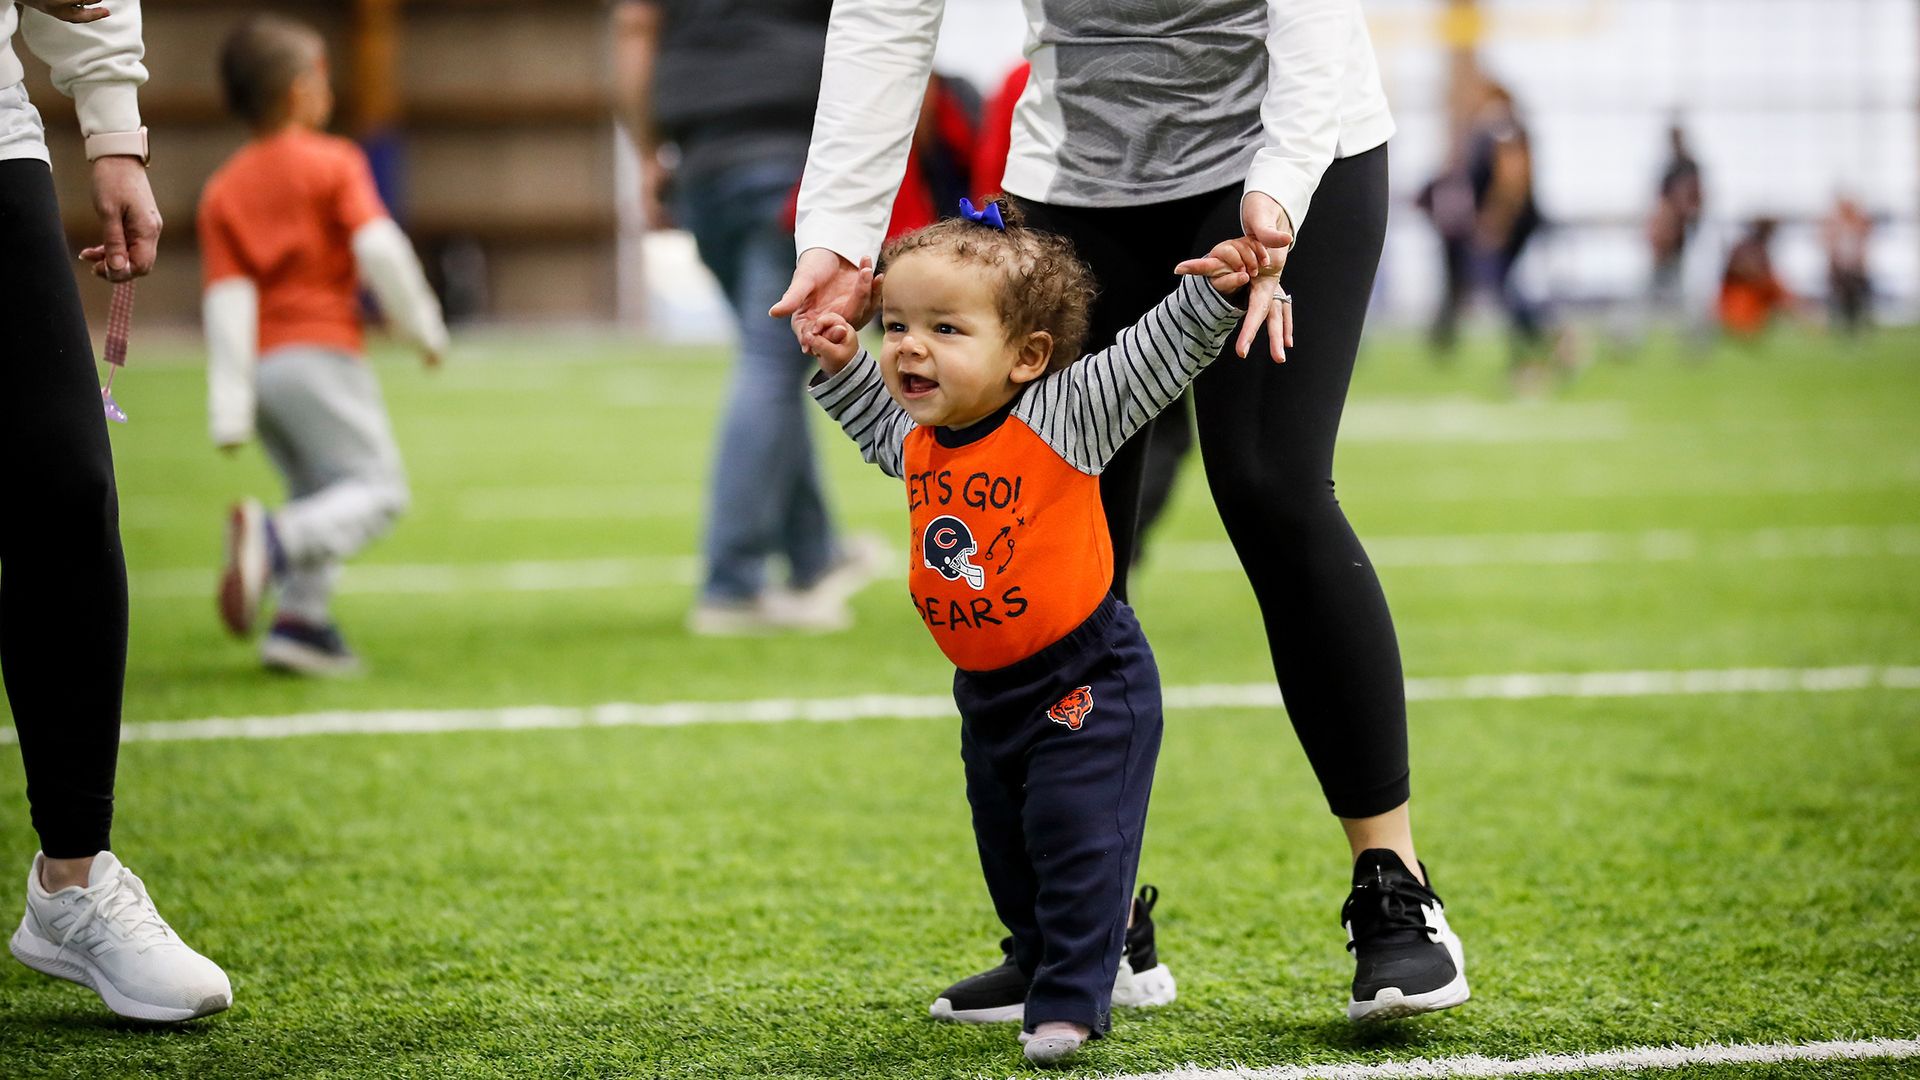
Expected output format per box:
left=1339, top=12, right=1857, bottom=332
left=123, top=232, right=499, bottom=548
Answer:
left=14, top=1, right=617, bottom=327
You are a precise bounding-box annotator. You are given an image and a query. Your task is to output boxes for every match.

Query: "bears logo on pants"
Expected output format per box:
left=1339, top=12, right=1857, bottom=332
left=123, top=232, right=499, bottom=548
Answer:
left=923, top=514, right=986, bottom=590
left=1047, top=686, right=1093, bottom=730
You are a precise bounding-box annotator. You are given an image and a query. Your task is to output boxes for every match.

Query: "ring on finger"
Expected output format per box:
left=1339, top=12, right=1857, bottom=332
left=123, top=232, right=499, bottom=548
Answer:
left=1276, top=290, right=1293, bottom=305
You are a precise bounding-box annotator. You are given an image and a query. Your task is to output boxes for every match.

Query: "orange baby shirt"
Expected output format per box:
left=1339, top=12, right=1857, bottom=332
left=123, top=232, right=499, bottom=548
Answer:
left=903, top=418, right=1113, bottom=671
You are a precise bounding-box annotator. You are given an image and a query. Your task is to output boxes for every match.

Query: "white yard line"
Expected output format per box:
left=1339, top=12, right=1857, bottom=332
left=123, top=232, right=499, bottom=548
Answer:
left=3, top=664, right=1912, bottom=748
left=1106, top=1036, right=1919, bottom=1080
left=127, top=524, right=1920, bottom=599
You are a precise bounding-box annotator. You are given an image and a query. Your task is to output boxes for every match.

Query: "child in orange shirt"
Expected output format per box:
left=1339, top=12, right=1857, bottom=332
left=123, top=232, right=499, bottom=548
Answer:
left=807, top=200, right=1269, bottom=1065
left=199, top=16, right=447, bottom=675
left=1718, top=217, right=1793, bottom=338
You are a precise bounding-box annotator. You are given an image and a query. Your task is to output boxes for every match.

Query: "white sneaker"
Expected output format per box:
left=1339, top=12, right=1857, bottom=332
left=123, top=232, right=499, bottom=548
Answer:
left=686, top=536, right=891, bottom=636
left=10, top=852, right=232, bottom=1022
left=687, top=593, right=847, bottom=636
left=218, top=499, right=270, bottom=638
left=798, top=532, right=890, bottom=606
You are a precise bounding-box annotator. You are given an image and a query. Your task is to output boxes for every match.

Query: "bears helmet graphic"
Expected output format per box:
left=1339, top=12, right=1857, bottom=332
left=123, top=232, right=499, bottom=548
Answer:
left=1048, top=686, right=1093, bottom=730
left=922, top=514, right=986, bottom=590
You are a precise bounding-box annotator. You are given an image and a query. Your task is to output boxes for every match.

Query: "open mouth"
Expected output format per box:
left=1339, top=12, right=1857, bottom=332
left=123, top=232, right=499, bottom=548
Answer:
left=901, top=373, right=939, bottom=397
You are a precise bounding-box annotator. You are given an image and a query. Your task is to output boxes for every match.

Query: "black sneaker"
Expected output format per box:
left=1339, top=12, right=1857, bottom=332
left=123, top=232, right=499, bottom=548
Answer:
left=1113, top=885, right=1176, bottom=1007
left=1342, top=849, right=1469, bottom=1022
left=261, top=618, right=362, bottom=678
left=928, top=885, right=1178, bottom=1023
left=929, top=938, right=1027, bottom=1023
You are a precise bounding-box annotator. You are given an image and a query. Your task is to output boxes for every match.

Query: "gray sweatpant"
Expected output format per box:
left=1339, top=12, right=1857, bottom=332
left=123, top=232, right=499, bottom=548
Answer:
left=255, top=346, right=410, bottom=624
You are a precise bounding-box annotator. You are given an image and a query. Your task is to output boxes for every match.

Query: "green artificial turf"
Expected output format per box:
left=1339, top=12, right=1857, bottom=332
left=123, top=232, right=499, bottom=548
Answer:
left=2, top=325, right=1916, bottom=1077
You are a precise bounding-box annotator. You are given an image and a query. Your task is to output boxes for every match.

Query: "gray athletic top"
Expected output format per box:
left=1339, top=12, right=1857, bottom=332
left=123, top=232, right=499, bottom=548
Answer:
left=797, top=0, right=1396, bottom=262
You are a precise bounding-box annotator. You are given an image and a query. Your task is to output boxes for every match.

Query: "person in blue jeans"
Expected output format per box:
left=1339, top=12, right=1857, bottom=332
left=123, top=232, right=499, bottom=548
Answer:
left=611, top=0, right=877, bottom=634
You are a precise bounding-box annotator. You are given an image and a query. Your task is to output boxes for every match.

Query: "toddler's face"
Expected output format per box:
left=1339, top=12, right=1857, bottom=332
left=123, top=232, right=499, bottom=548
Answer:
left=878, top=251, right=1031, bottom=429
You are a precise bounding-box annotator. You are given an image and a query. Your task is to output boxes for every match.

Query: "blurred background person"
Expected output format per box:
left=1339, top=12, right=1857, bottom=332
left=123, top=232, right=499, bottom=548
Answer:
left=1467, top=80, right=1550, bottom=385
left=1419, top=76, right=1555, bottom=388
left=203, top=16, right=447, bottom=677
left=880, top=72, right=980, bottom=239
left=1717, top=216, right=1792, bottom=340
left=968, top=61, right=1026, bottom=199
left=1415, top=133, right=1477, bottom=358
left=1822, top=194, right=1873, bottom=336
left=611, top=0, right=879, bottom=636
left=1647, top=123, right=1704, bottom=328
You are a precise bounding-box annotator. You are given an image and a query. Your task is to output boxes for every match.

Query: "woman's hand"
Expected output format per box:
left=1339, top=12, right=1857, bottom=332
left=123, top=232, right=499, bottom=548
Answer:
left=1175, top=236, right=1290, bottom=362
left=20, top=0, right=110, bottom=24
left=771, top=248, right=876, bottom=347
left=1238, top=191, right=1296, bottom=362
left=79, top=156, right=161, bottom=282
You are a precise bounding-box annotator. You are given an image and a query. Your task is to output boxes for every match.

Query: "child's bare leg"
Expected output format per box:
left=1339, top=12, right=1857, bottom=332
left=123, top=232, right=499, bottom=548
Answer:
left=1340, top=801, right=1422, bottom=883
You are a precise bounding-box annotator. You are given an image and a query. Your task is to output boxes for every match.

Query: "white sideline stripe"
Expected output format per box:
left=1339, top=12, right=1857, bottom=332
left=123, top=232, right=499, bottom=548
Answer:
left=1107, top=1037, right=1919, bottom=1080
left=127, top=524, right=1920, bottom=598
left=2, top=665, right=1913, bottom=748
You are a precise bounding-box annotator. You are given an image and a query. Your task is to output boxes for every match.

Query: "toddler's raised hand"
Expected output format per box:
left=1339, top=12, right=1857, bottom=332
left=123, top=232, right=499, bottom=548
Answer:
left=1175, top=237, right=1291, bottom=362
left=804, top=311, right=861, bottom=373
left=1176, top=237, right=1269, bottom=294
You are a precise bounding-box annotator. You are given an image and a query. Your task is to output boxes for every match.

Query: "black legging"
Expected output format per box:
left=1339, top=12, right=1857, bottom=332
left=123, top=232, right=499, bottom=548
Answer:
left=0, top=160, right=126, bottom=858
left=1013, top=144, right=1407, bottom=817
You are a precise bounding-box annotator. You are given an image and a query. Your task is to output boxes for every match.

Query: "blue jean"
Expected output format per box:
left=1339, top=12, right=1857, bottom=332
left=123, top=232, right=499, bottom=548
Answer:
left=676, top=161, right=838, bottom=602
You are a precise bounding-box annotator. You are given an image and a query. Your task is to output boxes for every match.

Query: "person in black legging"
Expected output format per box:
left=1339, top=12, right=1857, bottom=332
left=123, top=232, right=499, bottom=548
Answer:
left=774, top=0, right=1470, bottom=1028
left=2, top=0, right=230, bottom=1022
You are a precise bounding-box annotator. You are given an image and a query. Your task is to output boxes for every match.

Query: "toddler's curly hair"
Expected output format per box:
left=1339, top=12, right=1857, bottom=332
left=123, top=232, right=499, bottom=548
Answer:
left=877, top=199, right=1098, bottom=370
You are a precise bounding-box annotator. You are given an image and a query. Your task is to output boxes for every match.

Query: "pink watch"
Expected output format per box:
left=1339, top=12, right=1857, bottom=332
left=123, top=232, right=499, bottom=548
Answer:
left=84, top=126, right=149, bottom=164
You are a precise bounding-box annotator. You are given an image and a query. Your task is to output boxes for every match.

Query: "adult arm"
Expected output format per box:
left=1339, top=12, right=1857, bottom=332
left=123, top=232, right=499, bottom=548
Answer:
left=1243, top=0, right=1352, bottom=244
left=608, top=0, right=673, bottom=227
left=1476, top=130, right=1531, bottom=252
left=771, top=0, right=945, bottom=334
left=21, top=0, right=159, bottom=281
left=1237, top=0, right=1369, bottom=358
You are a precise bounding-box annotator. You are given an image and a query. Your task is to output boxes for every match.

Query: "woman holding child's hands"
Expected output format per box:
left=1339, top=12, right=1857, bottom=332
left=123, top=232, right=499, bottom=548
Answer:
left=781, top=0, right=1471, bottom=1038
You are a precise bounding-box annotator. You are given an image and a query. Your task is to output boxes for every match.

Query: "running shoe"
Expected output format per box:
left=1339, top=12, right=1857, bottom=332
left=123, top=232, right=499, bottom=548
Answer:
left=1343, top=848, right=1469, bottom=1022
left=11, top=851, right=232, bottom=1022
left=261, top=617, right=361, bottom=677
left=217, top=499, right=269, bottom=637
left=931, top=885, right=1176, bottom=1022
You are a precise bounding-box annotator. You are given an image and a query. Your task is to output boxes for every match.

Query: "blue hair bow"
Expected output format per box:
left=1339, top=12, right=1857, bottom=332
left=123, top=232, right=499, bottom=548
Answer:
left=958, top=197, right=1006, bottom=231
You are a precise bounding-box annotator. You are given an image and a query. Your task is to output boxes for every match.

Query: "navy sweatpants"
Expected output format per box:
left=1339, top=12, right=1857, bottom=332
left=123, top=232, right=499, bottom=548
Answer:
left=953, top=596, right=1162, bottom=1035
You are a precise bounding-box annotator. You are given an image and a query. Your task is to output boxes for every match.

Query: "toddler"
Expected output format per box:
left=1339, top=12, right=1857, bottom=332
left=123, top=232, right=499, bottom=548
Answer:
left=200, top=15, right=447, bottom=675
left=806, top=200, right=1270, bottom=1064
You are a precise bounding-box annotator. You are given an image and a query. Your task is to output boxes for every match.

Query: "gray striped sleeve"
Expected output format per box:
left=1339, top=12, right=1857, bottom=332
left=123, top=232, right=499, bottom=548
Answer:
left=1014, top=274, right=1243, bottom=475
left=809, top=350, right=912, bottom=478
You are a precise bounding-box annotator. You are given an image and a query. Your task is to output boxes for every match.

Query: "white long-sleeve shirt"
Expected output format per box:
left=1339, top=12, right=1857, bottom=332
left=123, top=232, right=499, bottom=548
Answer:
left=0, top=0, right=146, bottom=163
left=794, top=0, right=1393, bottom=267
left=203, top=220, right=449, bottom=447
